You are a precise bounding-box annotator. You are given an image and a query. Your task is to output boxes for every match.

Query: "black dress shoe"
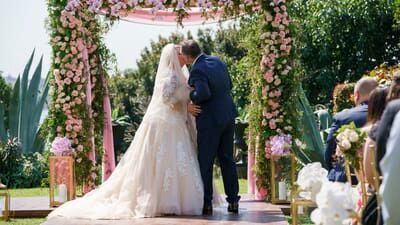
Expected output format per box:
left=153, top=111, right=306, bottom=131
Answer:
left=202, top=205, right=213, bottom=215
left=228, top=202, right=239, bottom=214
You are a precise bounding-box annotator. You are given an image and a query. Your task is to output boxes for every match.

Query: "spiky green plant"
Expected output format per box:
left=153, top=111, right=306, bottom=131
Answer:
left=0, top=50, right=49, bottom=153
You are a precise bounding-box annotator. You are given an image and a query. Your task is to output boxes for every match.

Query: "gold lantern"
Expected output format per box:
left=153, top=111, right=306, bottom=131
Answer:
left=270, top=153, right=296, bottom=204
left=49, top=156, right=76, bottom=207
left=290, top=184, right=317, bottom=225
left=0, top=182, right=10, bottom=221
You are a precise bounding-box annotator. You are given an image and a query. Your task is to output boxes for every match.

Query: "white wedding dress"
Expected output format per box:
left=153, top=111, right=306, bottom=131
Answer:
left=47, top=44, right=207, bottom=219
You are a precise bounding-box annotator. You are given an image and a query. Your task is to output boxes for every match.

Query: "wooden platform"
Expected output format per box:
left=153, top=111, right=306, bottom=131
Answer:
left=9, top=195, right=289, bottom=225
left=9, top=197, right=54, bottom=218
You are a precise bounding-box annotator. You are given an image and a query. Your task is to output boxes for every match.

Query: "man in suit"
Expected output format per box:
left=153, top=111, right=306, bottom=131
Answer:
left=325, top=77, right=378, bottom=182
left=179, top=40, right=240, bottom=215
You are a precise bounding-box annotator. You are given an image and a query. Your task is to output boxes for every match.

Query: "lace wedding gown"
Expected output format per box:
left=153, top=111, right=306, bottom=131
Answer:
left=47, top=44, right=205, bottom=219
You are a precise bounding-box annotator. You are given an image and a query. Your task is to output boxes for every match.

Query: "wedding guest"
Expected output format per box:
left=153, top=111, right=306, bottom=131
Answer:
left=379, top=110, right=400, bottom=225
left=362, top=75, right=400, bottom=225
left=325, top=77, right=378, bottom=182
left=376, top=75, right=400, bottom=172
left=362, top=87, right=388, bottom=188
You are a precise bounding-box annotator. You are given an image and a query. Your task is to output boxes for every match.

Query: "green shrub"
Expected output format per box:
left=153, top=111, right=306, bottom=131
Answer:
left=0, top=138, right=47, bottom=188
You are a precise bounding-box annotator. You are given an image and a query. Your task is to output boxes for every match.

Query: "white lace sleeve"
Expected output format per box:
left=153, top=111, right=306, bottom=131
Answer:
left=162, top=72, right=179, bottom=104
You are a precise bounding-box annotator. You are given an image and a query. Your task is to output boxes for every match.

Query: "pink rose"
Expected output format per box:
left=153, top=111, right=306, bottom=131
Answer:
left=73, top=76, right=80, bottom=83
left=77, top=145, right=84, bottom=152
left=275, top=90, right=282, bottom=97
left=75, top=98, right=82, bottom=105
left=71, top=47, right=78, bottom=55
left=73, top=125, right=80, bottom=132
left=66, top=124, right=73, bottom=131
left=66, top=71, right=74, bottom=78
left=266, top=76, right=274, bottom=83
left=64, top=78, right=72, bottom=85
left=280, top=44, right=287, bottom=51
left=72, top=90, right=79, bottom=97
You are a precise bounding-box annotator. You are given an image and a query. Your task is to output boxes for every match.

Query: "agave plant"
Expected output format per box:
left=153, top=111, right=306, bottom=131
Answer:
left=0, top=50, right=49, bottom=153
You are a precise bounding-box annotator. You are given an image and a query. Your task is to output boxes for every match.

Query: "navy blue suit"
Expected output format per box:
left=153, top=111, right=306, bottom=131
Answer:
left=188, top=54, right=240, bottom=205
left=325, top=102, right=368, bottom=182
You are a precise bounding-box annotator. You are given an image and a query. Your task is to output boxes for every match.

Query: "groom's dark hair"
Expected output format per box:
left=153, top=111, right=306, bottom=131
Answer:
left=181, top=40, right=202, bottom=58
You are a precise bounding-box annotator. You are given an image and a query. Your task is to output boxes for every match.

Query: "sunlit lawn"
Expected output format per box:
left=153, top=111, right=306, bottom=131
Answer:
left=0, top=219, right=45, bottom=225
left=8, top=188, right=49, bottom=198
left=215, top=178, right=247, bottom=194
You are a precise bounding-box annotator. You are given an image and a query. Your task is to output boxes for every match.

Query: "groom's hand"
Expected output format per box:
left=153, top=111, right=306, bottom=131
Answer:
left=188, top=103, right=201, bottom=117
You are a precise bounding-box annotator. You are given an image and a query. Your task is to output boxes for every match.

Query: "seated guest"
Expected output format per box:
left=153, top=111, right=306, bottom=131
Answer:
left=379, top=110, right=400, bottom=225
left=326, top=77, right=378, bottom=182
left=363, top=87, right=388, bottom=188
left=376, top=75, right=400, bottom=172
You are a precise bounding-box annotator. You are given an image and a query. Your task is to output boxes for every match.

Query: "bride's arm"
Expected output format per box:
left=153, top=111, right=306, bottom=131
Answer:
left=162, top=73, right=184, bottom=111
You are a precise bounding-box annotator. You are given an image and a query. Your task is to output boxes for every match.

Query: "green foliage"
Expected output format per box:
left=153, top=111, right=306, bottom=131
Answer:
left=0, top=72, right=12, bottom=138
left=0, top=138, right=47, bottom=188
left=332, top=83, right=355, bottom=113
left=291, top=0, right=400, bottom=106
left=0, top=50, right=49, bottom=153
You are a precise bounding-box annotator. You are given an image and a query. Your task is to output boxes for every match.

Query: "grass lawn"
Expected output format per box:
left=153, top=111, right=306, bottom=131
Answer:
left=215, top=178, right=247, bottom=194
left=8, top=188, right=49, bottom=198
left=0, top=219, right=45, bottom=225
left=285, top=215, right=313, bottom=225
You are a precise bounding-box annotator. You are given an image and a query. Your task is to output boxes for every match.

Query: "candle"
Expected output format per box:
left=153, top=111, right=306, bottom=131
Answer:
left=298, top=205, right=304, bottom=214
left=58, top=184, right=68, bottom=203
left=278, top=181, right=287, bottom=200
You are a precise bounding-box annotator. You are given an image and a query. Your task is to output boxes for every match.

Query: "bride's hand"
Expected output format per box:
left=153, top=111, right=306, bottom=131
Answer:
left=188, top=103, right=201, bottom=117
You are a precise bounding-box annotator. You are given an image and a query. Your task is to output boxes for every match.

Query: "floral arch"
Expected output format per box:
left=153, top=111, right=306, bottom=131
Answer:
left=46, top=0, right=301, bottom=197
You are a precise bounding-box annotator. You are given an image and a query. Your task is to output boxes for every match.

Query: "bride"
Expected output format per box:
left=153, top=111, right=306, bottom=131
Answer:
left=48, top=44, right=213, bottom=219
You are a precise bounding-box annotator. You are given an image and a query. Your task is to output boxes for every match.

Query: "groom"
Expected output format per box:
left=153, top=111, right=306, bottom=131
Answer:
left=179, top=40, right=241, bottom=215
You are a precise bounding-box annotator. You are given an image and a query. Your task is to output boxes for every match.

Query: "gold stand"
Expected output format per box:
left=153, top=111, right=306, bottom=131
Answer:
left=0, top=184, right=10, bottom=221
left=270, top=154, right=296, bottom=204
left=290, top=185, right=316, bottom=225
left=49, top=156, right=76, bottom=207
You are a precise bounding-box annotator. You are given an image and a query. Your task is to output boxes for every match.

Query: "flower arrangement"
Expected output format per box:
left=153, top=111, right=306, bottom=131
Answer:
left=311, top=181, right=359, bottom=225
left=265, top=134, right=292, bottom=157
left=51, top=137, right=75, bottom=156
left=296, top=162, right=328, bottom=201
left=335, top=122, right=367, bottom=170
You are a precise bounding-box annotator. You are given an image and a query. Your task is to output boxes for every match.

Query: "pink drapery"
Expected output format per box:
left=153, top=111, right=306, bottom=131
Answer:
left=82, top=46, right=96, bottom=193
left=101, top=87, right=115, bottom=182
left=103, top=8, right=226, bottom=26
left=247, top=149, right=256, bottom=194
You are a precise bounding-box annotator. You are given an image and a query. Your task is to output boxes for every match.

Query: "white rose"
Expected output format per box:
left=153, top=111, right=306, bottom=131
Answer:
left=341, top=139, right=351, bottom=150
left=349, top=131, right=359, bottom=142
left=336, top=133, right=344, bottom=142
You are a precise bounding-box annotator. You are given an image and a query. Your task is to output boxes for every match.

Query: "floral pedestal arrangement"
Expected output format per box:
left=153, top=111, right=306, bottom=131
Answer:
left=49, top=137, right=76, bottom=207
left=266, top=134, right=296, bottom=204
left=291, top=162, right=327, bottom=225
left=270, top=153, right=296, bottom=204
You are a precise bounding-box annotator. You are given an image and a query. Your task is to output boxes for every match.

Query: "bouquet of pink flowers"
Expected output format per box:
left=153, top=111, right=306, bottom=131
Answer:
left=51, top=137, right=75, bottom=156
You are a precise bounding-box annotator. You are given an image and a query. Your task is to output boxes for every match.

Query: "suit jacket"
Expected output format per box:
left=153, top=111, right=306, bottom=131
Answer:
left=325, top=102, right=368, bottom=170
left=376, top=99, right=400, bottom=174
left=188, top=54, right=238, bottom=130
